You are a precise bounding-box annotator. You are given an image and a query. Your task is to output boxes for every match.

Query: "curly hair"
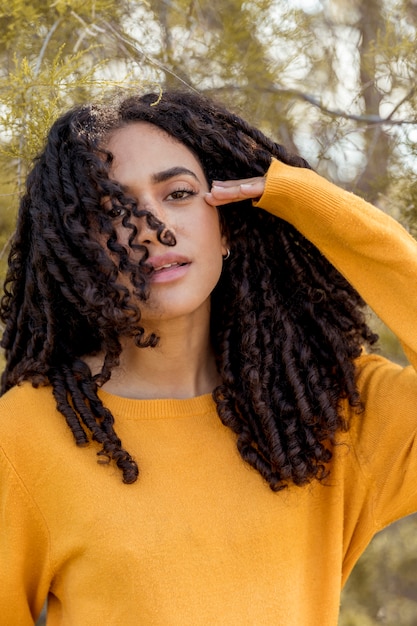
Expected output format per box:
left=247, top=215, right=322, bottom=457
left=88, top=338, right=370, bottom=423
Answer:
left=0, top=89, right=378, bottom=489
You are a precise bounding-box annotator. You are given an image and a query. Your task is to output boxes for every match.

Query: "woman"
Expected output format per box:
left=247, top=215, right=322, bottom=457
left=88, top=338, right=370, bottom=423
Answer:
left=1, top=89, right=416, bottom=625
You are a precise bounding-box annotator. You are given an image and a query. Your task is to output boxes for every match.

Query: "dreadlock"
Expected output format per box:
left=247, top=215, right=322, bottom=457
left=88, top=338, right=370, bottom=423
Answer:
left=0, top=89, right=377, bottom=489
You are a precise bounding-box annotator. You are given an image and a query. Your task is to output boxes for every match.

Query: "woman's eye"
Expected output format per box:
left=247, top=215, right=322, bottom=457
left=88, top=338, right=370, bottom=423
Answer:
left=167, top=188, right=196, bottom=200
left=107, top=206, right=127, bottom=219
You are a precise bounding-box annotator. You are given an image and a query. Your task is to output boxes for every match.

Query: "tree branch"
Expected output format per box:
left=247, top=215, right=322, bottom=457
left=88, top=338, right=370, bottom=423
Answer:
left=99, top=19, right=199, bottom=93
left=265, top=86, right=417, bottom=127
left=212, top=84, right=417, bottom=127
left=34, top=18, right=62, bottom=76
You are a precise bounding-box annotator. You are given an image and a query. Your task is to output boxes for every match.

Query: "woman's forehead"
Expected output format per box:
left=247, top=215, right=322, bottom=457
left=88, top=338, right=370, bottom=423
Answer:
left=105, top=123, right=205, bottom=185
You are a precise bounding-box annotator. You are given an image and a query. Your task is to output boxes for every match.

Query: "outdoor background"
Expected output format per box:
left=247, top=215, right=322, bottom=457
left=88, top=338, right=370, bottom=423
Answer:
left=1, top=0, right=417, bottom=624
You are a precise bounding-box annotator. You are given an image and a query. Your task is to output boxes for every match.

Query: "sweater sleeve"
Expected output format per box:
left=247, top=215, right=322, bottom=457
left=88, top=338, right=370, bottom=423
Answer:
left=254, top=158, right=417, bottom=366
left=0, top=448, right=51, bottom=624
left=254, top=158, right=417, bottom=532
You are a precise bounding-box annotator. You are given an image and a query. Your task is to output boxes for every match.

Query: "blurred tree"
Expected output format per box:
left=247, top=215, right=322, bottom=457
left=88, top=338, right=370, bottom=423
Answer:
left=1, top=2, right=417, bottom=625
left=2, top=0, right=416, bottom=199
left=110, top=0, right=417, bottom=238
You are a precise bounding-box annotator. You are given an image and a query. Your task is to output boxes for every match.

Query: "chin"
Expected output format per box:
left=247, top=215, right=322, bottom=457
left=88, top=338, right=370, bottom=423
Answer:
left=140, top=296, right=212, bottom=326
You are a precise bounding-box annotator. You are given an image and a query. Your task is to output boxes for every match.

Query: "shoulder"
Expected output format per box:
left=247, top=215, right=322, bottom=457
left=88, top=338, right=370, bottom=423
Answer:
left=0, top=380, right=55, bottom=402
left=354, top=351, right=417, bottom=415
left=344, top=352, right=417, bottom=526
left=335, top=351, right=417, bottom=491
left=346, top=350, right=417, bottom=478
left=0, top=381, right=58, bottom=426
left=0, top=382, right=71, bottom=467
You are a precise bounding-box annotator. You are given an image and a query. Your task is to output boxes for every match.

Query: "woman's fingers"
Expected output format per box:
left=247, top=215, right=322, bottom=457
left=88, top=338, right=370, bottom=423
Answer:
left=205, top=177, right=265, bottom=206
left=212, top=177, right=263, bottom=187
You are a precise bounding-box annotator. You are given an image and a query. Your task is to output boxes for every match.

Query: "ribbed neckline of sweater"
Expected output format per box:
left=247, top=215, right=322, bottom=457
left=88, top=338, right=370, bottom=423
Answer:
left=98, top=388, right=216, bottom=420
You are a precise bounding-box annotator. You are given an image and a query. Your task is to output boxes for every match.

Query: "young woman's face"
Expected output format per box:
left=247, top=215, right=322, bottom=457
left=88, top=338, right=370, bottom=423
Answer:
left=105, top=122, right=228, bottom=324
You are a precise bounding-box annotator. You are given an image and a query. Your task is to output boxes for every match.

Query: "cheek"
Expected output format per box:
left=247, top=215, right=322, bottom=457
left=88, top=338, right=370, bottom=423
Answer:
left=200, top=207, right=226, bottom=250
left=202, top=229, right=226, bottom=289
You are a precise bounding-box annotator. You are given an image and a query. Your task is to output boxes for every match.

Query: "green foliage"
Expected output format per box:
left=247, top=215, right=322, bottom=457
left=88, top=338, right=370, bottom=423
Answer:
left=1, top=48, right=99, bottom=168
left=0, top=0, right=152, bottom=275
left=0, top=1, right=148, bottom=181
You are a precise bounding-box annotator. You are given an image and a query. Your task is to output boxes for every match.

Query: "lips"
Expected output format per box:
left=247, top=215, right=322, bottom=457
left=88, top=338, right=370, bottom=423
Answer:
left=149, top=253, right=191, bottom=271
left=147, top=253, right=191, bottom=282
left=154, top=261, right=186, bottom=272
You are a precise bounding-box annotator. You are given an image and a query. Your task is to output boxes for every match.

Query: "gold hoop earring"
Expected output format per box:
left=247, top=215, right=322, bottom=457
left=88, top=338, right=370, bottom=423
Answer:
left=222, top=248, right=231, bottom=261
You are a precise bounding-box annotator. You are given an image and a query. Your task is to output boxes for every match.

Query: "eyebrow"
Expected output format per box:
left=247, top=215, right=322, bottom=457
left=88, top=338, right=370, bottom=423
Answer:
left=151, top=167, right=200, bottom=184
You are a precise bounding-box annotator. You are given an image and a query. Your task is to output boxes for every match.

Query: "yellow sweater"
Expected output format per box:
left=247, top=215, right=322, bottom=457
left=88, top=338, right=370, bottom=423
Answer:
left=1, top=159, right=417, bottom=625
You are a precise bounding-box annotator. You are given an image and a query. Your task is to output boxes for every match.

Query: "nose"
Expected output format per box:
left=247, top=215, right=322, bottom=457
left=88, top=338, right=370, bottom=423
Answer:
left=138, top=212, right=160, bottom=245
left=136, top=205, right=176, bottom=248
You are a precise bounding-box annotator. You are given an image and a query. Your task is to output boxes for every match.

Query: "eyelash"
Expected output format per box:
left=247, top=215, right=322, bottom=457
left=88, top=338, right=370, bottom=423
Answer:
left=106, top=206, right=127, bottom=219
left=105, top=187, right=197, bottom=219
left=167, top=188, right=197, bottom=200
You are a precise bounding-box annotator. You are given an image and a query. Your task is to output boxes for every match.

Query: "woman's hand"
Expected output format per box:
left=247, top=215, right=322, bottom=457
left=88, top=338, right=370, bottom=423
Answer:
left=204, top=177, right=265, bottom=206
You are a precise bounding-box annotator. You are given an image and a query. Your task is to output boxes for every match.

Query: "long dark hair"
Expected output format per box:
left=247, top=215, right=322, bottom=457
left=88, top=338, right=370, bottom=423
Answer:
left=0, top=90, right=377, bottom=489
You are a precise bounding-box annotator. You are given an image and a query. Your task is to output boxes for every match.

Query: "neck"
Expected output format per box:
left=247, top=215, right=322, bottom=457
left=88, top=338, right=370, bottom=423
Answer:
left=99, top=313, right=220, bottom=400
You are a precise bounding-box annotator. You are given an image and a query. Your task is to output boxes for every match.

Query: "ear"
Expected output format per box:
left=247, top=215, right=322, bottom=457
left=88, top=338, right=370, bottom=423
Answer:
left=221, top=234, right=229, bottom=257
